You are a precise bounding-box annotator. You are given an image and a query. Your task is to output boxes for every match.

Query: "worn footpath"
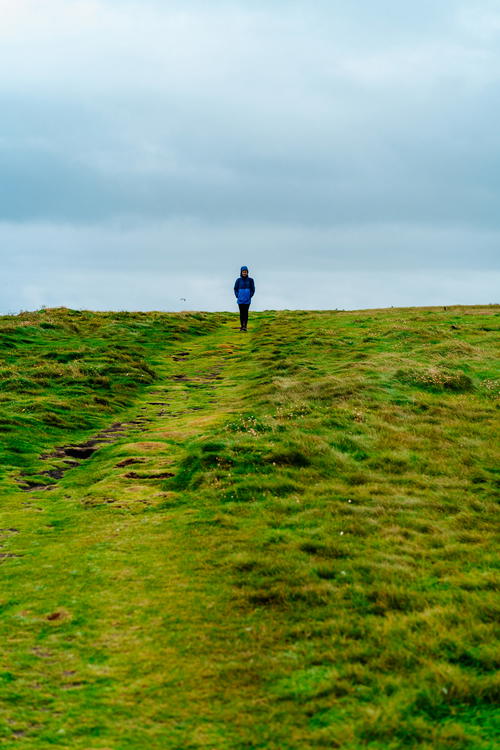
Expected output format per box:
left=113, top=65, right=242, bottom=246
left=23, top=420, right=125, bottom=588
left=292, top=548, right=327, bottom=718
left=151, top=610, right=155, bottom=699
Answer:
left=1, top=316, right=276, bottom=749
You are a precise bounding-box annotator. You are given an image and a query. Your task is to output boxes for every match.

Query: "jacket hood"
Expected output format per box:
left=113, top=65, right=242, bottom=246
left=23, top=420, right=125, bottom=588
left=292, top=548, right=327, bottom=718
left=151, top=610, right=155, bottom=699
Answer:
left=240, top=266, right=249, bottom=276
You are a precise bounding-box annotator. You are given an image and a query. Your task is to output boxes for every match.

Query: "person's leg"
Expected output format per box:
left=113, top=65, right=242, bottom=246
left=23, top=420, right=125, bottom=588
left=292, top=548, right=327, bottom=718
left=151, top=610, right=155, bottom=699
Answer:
left=238, top=304, right=249, bottom=330
left=241, top=304, right=249, bottom=330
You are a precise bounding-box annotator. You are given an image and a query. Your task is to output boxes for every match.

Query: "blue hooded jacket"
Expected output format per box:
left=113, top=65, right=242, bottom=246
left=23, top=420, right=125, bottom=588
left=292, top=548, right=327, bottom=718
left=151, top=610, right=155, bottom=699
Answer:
left=234, top=266, right=255, bottom=305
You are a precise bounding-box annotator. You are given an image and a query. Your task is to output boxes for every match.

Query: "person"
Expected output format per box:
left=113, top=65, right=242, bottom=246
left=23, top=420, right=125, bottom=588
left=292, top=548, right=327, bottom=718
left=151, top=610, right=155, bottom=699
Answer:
left=234, top=266, right=255, bottom=332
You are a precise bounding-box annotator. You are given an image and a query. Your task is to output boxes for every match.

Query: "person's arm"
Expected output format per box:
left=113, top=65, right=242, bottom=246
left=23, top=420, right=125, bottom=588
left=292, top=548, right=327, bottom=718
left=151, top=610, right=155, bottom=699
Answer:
left=234, top=278, right=240, bottom=297
left=250, top=278, right=255, bottom=297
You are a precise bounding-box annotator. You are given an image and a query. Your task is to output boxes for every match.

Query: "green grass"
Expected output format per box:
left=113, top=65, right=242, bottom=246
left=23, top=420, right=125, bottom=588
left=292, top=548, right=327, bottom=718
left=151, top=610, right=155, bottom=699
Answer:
left=0, top=305, right=499, bottom=748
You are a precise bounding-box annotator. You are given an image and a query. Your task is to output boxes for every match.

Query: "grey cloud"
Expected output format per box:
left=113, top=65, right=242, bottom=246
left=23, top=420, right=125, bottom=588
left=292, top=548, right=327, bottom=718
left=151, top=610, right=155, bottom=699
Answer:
left=4, top=265, right=499, bottom=316
left=2, top=216, right=499, bottom=314
left=1, top=0, right=499, bottom=312
left=2, top=123, right=499, bottom=230
left=3, top=219, right=499, bottom=274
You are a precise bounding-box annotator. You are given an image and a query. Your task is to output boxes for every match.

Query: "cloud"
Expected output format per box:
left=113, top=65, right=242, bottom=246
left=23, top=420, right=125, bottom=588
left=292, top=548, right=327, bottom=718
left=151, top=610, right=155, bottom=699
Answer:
left=2, top=218, right=498, bottom=314
left=0, top=1, right=499, bottom=311
left=1, top=1, right=499, bottom=224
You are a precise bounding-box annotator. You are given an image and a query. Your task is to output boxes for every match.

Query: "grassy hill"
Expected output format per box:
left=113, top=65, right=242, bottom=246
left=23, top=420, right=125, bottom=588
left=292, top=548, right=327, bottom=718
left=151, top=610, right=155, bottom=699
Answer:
left=0, top=305, right=498, bottom=749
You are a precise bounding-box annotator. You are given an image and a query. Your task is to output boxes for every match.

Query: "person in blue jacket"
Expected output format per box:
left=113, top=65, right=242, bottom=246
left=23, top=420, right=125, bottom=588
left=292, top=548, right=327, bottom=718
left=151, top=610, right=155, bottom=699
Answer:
left=234, top=266, right=255, bottom=332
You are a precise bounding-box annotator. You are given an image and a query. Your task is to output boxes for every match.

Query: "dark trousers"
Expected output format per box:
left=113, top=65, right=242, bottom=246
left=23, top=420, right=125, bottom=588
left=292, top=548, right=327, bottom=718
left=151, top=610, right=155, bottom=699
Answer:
left=238, top=304, right=250, bottom=329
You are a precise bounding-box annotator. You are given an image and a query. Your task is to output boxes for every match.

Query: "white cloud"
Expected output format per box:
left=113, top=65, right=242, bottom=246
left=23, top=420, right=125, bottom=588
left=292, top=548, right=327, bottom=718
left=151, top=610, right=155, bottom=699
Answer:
left=2, top=0, right=499, bottom=98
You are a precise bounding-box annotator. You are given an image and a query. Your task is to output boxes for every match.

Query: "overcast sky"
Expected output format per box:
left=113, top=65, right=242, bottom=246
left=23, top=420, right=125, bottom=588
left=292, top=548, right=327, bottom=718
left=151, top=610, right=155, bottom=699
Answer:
left=1, top=0, right=499, bottom=313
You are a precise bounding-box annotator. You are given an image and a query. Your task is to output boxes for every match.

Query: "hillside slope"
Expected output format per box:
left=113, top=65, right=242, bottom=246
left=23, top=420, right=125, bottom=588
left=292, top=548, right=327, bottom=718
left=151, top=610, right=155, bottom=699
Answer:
left=0, top=306, right=499, bottom=749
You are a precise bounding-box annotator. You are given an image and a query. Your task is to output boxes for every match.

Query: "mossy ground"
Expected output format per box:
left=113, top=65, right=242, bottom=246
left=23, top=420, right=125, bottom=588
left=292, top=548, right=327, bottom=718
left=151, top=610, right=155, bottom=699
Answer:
left=0, top=305, right=499, bottom=749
